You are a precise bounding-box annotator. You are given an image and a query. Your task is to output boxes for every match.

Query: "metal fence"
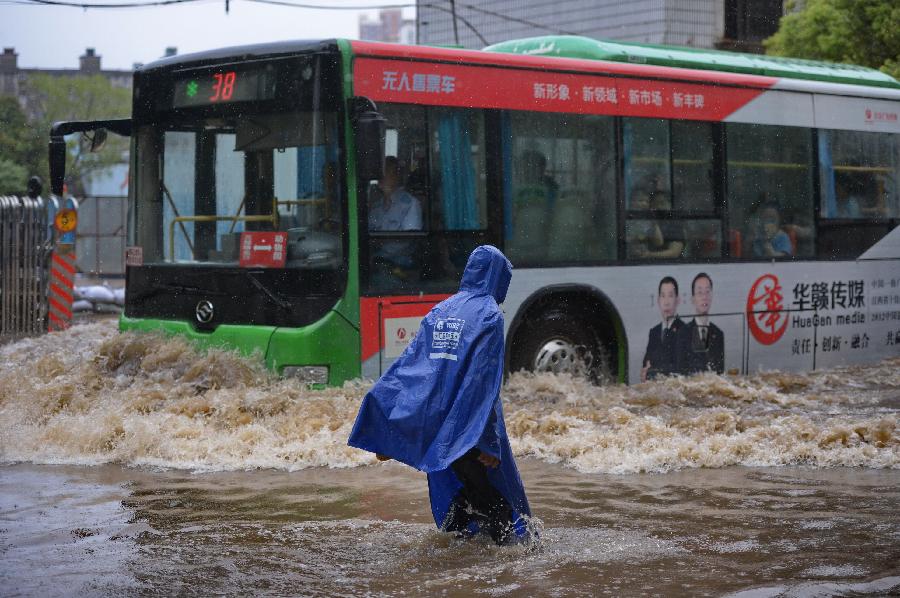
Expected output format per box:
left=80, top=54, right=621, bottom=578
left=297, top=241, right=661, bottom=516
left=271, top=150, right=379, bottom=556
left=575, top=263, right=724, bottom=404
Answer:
left=0, top=195, right=56, bottom=343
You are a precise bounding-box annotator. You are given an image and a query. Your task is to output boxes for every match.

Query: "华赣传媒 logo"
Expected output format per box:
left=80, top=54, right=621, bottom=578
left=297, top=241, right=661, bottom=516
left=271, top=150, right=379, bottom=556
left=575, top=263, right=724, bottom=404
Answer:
left=747, top=274, right=788, bottom=345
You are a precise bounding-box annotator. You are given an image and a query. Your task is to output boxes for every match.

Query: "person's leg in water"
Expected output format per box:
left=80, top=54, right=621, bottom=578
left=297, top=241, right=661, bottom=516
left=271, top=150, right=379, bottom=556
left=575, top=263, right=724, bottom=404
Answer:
left=442, top=448, right=514, bottom=545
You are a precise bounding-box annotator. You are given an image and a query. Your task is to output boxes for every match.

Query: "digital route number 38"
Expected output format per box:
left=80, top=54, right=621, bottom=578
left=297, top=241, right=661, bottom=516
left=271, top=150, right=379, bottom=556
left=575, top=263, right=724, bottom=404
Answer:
left=210, top=72, right=236, bottom=102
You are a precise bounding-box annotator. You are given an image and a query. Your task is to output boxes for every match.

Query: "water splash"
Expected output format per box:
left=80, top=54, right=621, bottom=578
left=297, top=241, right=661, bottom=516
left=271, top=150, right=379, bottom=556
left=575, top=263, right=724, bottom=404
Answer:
left=1, top=321, right=897, bottom=473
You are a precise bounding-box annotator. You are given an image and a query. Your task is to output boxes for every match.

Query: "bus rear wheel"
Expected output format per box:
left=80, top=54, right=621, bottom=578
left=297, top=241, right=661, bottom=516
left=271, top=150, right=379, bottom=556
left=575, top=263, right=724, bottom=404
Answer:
left=509, top=311, right=611, bottom=383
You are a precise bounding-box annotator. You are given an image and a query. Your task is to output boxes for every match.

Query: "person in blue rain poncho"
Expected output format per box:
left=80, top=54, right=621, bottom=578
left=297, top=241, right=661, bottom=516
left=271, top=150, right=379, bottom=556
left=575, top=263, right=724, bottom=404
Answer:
left=348, top=245, right=531, bottom=545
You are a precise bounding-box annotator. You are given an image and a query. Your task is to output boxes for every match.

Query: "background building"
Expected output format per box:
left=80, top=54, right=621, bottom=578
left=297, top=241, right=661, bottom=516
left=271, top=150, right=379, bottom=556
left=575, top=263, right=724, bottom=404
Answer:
left=416, top=0, right=785, bottom=52
left=359, top=8, right=416, bottom=44
left=0, top=47, right=131, bottom=107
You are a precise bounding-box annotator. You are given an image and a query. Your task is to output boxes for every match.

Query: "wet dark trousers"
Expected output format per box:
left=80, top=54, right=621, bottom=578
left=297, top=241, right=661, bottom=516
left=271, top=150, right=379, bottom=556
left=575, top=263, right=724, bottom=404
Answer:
left=442, top=448, right=514, bottom=545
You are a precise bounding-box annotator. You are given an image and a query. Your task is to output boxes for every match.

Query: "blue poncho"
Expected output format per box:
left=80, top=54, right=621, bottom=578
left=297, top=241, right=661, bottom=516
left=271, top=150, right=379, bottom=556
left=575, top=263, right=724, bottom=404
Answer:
left=348, top=245, right=531, bottom=535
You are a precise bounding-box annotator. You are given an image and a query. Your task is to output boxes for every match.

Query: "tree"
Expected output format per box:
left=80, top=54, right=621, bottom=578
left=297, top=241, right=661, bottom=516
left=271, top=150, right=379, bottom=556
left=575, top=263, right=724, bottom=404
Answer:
left=0, top=159, right=27, bottom=194
left=765, top=0, right=900, bottom=80
left=0, top=96, right=43, bottom=194
left=21, top=73, right=131, bottom=197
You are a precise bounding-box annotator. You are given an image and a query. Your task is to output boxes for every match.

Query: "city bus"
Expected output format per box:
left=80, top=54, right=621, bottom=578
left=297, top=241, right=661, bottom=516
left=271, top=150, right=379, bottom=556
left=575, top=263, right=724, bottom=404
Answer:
left=49, top=36, right=900, bottom=385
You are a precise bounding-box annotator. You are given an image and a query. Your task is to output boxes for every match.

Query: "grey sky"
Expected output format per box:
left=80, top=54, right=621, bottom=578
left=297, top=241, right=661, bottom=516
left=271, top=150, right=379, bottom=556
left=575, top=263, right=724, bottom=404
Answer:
left=1, top=0, right=415, bottom=70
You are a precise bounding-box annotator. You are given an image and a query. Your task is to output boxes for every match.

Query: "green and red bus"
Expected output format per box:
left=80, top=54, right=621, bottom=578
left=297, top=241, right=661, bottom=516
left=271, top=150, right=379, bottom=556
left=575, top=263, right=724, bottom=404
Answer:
left=51, top=36, right=900, bottom=384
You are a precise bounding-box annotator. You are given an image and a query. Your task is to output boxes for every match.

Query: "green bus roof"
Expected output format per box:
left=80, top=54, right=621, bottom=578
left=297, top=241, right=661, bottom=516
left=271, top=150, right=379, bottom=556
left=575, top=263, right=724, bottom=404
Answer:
left=483, top=36, right=900, bottom=90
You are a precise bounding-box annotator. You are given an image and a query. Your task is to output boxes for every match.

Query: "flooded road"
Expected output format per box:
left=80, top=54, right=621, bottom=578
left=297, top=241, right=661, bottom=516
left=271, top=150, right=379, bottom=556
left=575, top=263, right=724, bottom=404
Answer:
left=2, top=322, right=899, bottom=595
left=3, top=463, right=899, bottom=596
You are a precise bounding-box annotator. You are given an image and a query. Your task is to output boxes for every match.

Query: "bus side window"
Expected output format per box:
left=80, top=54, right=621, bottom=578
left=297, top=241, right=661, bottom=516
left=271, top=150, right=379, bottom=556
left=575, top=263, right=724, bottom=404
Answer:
left=504, top=111, right=616, bottom=266
left=421, top=108, right=488, bottom=285
left=815, top=129, right=898, bottom=259
left=819, top=129, right=898, bottom=221
left=624, top=118, right=720, bottom=261
left=726, top=123, right=815, bottom=259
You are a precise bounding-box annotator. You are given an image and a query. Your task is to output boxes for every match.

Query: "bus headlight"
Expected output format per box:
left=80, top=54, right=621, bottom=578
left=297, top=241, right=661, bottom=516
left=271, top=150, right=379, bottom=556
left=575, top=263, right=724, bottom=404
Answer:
left=282, top=366, right=329, bottom=384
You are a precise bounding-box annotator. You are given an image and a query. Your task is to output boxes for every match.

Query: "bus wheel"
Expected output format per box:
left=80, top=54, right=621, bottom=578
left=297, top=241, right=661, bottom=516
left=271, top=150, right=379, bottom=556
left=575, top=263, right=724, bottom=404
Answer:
left=510, top=311, right=611, bottom=383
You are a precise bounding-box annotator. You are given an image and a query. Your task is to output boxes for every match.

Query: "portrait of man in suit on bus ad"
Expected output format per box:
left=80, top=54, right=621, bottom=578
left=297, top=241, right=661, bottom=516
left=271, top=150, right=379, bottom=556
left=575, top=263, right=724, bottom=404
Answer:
left=676, top=272, right=725, bottom=375
left=641, top=276, right=684, bottom=381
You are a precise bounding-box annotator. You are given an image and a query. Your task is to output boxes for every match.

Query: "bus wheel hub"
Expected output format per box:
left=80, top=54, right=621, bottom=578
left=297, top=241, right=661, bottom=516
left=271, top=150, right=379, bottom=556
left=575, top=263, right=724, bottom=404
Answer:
left=534, top=339, right=578, bottom=374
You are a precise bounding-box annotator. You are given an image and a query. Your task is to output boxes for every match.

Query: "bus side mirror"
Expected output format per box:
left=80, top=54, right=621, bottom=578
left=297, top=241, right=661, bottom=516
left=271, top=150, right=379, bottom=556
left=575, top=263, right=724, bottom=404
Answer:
left=85, top=128, right=108, bottom=153
left=349, top=97, right=385, bottom=181
left=48, top=119, right=131, bottom=196
left=49, top=135, right=67, bottom=196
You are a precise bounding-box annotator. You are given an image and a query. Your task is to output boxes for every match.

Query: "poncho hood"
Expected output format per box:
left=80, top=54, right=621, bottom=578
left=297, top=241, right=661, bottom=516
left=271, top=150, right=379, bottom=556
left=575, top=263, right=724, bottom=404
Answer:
left=459, top=244, right=513, bottom=304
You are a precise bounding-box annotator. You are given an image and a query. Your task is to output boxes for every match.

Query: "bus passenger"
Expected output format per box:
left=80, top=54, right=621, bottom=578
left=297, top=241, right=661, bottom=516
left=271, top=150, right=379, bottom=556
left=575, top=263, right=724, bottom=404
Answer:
left=859, top=173, right=891, bottom=218
left=646, top=191, right=684, bottom=258
left=508, top=150, right=558, bottom=261
left=641, top=276, right=684, bottom=382
left=630, top=189, right=684, bottom=259
left=627, top=186, right=659, bottom=257
left=676, top=273, right=724, bottom=375
left=520, top=150, right=558, bottom=204
left=750, top=203, right=793, bottom=257
left=834, top=172, right=862, bottom=218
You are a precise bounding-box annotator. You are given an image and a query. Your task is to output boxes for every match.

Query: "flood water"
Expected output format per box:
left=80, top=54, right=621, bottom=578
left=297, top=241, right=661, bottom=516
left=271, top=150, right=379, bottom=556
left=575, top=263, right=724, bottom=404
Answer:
left=2, top=321, right=899, bottom=596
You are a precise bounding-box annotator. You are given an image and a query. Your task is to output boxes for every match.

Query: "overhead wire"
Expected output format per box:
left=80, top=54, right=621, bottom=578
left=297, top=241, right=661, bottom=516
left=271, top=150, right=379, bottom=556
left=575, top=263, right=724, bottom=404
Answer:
left=456, top=2, right=578, bottom=35
left=420, top=1, right=488, bottom=45
left=17, top=0, right=415, bottom=7
left=14, top=0, right=575, bottom=41
left=21, top=0, right=200, bottom=6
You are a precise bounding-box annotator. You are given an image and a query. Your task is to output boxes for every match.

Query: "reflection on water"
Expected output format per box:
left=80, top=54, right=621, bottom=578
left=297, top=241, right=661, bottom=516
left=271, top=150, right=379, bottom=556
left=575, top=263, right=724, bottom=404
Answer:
left=0, top=321, right=897, bottom=473
left=1, top=321, right=899, bottom=595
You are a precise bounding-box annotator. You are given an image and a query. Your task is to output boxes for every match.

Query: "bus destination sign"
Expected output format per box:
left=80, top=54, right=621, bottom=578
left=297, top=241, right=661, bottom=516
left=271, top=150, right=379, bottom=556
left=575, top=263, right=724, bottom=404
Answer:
left=172, top=68, right=275, bottom=108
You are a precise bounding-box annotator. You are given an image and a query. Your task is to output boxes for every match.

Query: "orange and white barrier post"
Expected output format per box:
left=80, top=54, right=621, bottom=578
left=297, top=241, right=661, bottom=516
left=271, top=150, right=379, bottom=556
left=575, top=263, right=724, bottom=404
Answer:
left=47, top=201, right=78, bottom=332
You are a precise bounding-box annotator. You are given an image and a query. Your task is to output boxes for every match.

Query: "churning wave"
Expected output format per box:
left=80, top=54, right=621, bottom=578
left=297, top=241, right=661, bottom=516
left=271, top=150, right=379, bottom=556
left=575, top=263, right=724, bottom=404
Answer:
left=1, top=321, right=897, bottom=473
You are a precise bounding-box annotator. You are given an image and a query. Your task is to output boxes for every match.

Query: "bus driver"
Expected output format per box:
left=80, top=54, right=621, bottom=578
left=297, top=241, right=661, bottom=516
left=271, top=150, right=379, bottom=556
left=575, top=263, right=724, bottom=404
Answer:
left=368, top=156, right=423, bottom=285
left=368, top=156, right=423, bottom=232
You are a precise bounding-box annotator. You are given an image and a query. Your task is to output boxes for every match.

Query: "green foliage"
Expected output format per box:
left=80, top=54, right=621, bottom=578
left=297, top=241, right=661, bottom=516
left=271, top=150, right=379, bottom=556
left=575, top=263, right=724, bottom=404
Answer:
left=21, top=73, right=131, bottom=196
left=765, top=0, right=900, bottom=80
left=0, top=96, right=43, bottom=193
left=0, top=158, right=28, bottom=194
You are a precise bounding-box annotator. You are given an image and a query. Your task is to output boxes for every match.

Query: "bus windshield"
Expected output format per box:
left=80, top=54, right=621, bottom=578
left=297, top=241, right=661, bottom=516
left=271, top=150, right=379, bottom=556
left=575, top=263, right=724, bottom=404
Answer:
left=129, top=52, right=345, bottom=272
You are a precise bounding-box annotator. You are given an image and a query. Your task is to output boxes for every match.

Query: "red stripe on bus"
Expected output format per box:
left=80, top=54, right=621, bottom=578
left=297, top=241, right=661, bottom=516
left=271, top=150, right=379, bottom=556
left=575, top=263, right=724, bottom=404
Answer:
left=350, top=40, right=778, bottom=88
left=354, top=57, right=767, bottom=122
left=52, top=252, right=77, bottom=275
left=360, top=298, right=381, bottom=362
left=48, top=296, right=72, bottom=320
left=49, top=282, right=73, bottom=304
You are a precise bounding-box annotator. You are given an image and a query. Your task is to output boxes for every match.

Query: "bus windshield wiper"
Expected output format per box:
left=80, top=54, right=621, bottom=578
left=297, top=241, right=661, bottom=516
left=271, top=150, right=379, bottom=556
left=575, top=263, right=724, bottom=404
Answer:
left=131, top=283, right=227, bottom=302
left=243, top=271, right=292, bottom=311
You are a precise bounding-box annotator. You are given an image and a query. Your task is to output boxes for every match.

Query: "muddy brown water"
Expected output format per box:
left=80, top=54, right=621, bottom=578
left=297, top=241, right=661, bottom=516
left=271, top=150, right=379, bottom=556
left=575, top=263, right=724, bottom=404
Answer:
left=1, top=322, right=898, bottom=596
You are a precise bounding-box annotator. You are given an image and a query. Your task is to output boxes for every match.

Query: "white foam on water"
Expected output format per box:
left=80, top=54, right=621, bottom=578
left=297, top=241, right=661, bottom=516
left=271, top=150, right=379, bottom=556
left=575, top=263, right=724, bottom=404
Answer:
left=1, top=321, right=898, bottom=473
left=798, top=520, right=835, bottom=530
left=802, top=564, right=869, bottom=577
left=272, top=516, right=682, bottom=594
left=712, top=539, right=761, bottom=554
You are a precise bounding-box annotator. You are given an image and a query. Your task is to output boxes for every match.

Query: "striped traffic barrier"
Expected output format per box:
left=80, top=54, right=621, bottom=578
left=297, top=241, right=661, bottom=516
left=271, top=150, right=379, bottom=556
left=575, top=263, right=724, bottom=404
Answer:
left=47, top=247, right=76, bottom=331
left=47, top=198, right=78, bottom=332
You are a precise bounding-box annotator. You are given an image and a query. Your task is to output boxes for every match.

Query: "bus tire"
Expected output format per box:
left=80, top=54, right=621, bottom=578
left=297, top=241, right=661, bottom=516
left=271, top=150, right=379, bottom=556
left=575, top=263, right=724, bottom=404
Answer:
left=509, top=310, right=611, bottom=383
